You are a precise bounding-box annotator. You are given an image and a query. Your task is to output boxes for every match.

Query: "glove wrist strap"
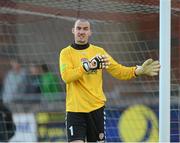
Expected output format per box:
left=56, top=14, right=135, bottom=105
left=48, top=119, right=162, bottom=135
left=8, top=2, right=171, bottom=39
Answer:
left=82, top=60, right=90, bottom=72
left=135, top=65, right=144, bottom=76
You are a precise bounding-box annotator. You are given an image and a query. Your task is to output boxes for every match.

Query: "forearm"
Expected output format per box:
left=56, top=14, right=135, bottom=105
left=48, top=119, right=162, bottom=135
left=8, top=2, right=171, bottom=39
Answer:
left=107, top=64, right=136, bottom=80
left=61, top=66, right=85, bottom=83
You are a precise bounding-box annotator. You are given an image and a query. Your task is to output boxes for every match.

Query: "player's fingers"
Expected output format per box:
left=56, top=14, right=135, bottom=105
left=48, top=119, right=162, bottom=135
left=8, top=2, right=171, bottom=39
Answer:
left=102, top=60, right=110, bottom=66
left=151, top=61, right=160, bottom=66
left=101, top=55, right=109, bottom=61
left=152, top=68, right=160, bottom=72
left=102, top=62, right=110, bottom=69
left=143, top=59, right=153, bottom=66
left=101, top=55, right=108, bottom=58
left=105, top=62, right=111, bottom=66
left=150, top=71, right=158, bottom=76
left=152, top=64, right=160, bottom=68
left=97, top=55, right=103, bottom=61
left=102, top=63, right=106, bottom=68
left=98, top=55, right=108, bottom=62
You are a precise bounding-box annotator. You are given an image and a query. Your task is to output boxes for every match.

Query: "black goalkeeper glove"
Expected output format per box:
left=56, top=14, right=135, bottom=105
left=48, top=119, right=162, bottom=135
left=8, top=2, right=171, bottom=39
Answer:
left=83, top=55, right=110, bottom=72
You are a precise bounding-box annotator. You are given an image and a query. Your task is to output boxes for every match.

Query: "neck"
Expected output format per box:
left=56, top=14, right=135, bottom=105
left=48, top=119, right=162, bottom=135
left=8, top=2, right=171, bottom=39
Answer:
left=71, top=42, right=89, bottom=50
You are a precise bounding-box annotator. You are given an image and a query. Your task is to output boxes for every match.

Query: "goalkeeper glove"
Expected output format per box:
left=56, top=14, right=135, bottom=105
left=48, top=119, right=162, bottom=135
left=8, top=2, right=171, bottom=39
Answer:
left=135, top=59, right=160, bottom=76
left=82, top=55, right=110, bottom=72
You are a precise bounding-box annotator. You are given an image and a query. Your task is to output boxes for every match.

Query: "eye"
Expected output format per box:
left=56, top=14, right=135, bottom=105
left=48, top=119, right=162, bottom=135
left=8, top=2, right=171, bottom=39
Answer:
left=83, top=27, right=88, bottom=31
left=76, top=27, right=81, bottom=30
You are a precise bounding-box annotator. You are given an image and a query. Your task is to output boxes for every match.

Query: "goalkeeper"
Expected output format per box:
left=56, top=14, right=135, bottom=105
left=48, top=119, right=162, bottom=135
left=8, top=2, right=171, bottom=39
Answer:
left=59, top=19, right=160, bottom=142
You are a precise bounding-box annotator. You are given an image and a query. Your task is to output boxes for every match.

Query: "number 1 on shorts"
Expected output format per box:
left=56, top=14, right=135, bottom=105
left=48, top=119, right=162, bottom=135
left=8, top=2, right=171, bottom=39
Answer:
left=69, top=126, right=74, bottom=136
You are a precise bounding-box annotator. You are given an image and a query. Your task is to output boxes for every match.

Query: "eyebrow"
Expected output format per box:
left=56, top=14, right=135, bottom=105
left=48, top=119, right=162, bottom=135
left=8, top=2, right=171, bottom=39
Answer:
left=76, top=26, right=89, bottom=29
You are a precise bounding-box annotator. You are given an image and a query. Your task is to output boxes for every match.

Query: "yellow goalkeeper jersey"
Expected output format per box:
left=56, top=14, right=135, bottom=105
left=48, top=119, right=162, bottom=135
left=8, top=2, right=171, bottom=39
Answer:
left=59, top=44, right=136, bottom=112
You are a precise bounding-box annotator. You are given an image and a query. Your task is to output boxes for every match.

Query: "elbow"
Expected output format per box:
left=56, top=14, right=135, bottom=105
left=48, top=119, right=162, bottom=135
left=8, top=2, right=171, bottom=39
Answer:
left=61, top=74, right=71, bottom=84
left=60, top=68, right=83, bottom=83
left=61, top=72, right=76, bottom=84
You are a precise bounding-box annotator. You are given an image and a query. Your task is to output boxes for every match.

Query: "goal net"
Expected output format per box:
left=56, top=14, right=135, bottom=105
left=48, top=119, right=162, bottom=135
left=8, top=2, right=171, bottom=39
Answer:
left=0, top=0, right=179, bottom=142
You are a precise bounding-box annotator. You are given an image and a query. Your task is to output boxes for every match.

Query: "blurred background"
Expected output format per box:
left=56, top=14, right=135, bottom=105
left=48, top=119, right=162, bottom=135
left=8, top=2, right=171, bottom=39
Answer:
left=0, top=0, right=179, bottom=142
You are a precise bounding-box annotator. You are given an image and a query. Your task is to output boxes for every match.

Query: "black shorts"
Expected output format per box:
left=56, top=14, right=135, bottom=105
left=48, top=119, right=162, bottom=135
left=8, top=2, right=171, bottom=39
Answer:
left=66, top=106, right=105, bottom=142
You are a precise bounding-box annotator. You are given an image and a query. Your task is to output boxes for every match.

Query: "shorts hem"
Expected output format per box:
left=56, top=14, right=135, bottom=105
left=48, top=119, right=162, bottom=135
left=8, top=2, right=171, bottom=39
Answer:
left=68, top=138, right=85, bottom=142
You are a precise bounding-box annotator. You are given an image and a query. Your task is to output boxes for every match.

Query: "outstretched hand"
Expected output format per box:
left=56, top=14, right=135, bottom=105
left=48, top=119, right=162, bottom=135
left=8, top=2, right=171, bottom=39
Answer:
left=135, top=59, right=160, bottom=76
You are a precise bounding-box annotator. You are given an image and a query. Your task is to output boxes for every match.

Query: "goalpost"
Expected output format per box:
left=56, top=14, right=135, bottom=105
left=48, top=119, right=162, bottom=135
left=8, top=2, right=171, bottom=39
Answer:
left=159, top=0, right=171, bottom=142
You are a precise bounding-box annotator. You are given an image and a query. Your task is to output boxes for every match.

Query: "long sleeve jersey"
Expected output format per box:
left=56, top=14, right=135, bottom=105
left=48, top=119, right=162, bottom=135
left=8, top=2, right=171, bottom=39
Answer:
left=59, top=44, right=136, bottom=112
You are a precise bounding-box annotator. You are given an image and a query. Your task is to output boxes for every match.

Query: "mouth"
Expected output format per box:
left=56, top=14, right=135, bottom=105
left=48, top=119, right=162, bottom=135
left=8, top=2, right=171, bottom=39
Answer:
left=78, top=35, right=85, bottom=38
left=76, top=34, right=87, bottom=43
left=77, top=38, right=86, bottom=43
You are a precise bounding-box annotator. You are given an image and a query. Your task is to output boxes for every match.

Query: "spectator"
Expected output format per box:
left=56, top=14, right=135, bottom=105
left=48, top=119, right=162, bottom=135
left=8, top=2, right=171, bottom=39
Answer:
left=25, top=64, right=42, bottom=102
left=2, top=58, right=27, bottom=104
left=40, top=64, right=63, bottom=101
left=0, top=99, right=16, bottom=141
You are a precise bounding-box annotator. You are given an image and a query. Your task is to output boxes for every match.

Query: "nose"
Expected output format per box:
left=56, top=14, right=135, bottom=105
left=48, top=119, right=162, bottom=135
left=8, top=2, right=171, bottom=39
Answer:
left=78, top=29, right=85, bottom=34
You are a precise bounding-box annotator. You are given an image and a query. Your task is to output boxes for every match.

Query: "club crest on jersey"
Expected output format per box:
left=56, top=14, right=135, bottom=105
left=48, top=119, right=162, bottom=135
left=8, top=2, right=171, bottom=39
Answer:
left=81, top=58, right=88, bottom=63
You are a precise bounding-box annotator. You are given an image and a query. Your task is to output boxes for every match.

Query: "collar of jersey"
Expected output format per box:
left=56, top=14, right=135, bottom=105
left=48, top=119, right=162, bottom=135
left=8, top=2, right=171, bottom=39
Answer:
left=71, top=42, right=90, bottom=50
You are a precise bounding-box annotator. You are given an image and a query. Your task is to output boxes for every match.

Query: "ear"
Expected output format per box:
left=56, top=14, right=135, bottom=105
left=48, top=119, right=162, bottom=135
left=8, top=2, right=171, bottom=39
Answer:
left=72, top=28, right=75, bottom=34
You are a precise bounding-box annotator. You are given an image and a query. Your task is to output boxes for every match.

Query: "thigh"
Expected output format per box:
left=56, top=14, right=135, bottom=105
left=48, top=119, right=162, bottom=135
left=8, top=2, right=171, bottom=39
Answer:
left=66, top=112, right=86, bottom=142
left=87, top=106, right=105, bottom=142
